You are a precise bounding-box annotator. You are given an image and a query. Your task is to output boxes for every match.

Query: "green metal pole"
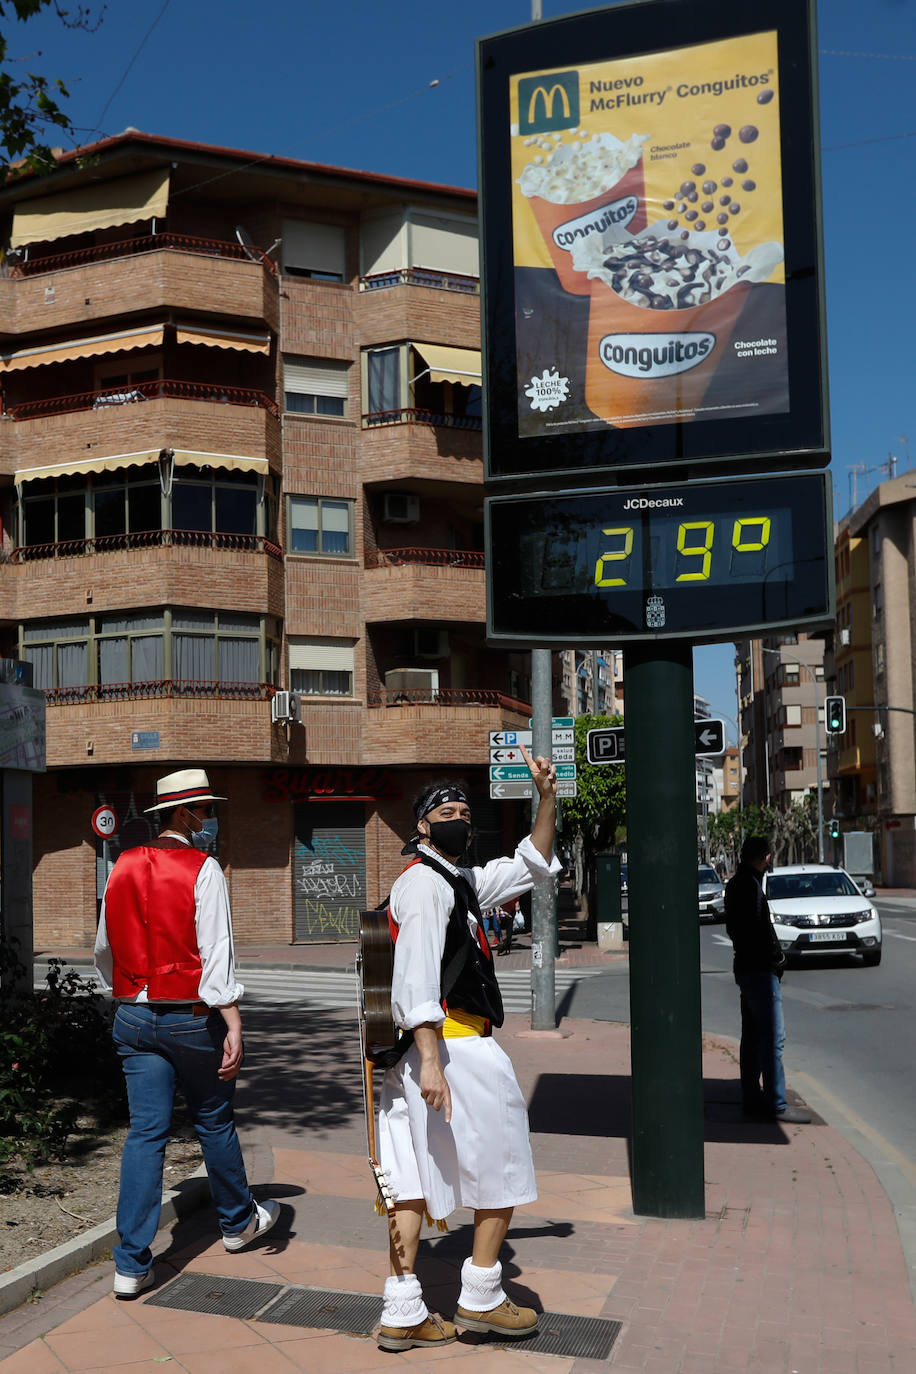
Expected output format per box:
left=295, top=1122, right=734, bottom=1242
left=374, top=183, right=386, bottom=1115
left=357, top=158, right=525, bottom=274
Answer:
left=624, top=641, right=705, bottom=1218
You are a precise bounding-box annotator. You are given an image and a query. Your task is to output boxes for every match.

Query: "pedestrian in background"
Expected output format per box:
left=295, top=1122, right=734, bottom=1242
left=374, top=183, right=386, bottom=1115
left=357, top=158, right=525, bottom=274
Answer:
left=94, top=768, right=279, bottom=1298
left=724, top=835, right=811, bottom=1125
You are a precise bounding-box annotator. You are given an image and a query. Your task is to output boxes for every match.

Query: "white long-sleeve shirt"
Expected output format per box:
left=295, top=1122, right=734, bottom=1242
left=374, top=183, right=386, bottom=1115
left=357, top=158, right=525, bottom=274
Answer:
left=93, top=836, right=244, bottom=1007
left=389, top=836, right=561, bottom=1031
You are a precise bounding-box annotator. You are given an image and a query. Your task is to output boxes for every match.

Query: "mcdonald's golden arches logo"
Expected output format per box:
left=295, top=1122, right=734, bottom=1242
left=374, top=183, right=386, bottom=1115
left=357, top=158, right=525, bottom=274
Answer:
left=518, top=71, right=580, bottom=135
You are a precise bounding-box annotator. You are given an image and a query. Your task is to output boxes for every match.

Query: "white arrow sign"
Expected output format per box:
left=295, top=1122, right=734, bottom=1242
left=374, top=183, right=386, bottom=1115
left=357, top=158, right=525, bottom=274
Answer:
left=489, top=780, right=578, bottom=800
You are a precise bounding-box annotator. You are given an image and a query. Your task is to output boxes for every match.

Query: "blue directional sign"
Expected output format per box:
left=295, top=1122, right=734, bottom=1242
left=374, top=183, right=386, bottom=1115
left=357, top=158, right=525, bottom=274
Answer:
left=489, top=763, right=577, bottom=782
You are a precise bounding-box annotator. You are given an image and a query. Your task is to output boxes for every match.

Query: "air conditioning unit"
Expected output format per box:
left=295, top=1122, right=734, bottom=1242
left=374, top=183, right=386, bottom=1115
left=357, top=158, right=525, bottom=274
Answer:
left=412, top=628, right=448, bottom=659
left=271, top=690, right=302, bottom=724
left=383, top=491, right=420, bottom=524
left=385, top=668, right=439, bottom=701
left=839, top=628, right=850, bottom=646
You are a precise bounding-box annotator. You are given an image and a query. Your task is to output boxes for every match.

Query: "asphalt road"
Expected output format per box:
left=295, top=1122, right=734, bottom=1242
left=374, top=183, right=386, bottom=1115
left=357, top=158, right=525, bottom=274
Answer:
left=563, top=897, right=916, bottom=1278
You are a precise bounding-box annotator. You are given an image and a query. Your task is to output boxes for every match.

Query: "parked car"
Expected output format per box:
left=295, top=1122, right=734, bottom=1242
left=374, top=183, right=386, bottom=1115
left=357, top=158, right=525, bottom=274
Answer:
left=698, top=864, right=725, bottom=922
left=763, top=864, right=881, bottom=966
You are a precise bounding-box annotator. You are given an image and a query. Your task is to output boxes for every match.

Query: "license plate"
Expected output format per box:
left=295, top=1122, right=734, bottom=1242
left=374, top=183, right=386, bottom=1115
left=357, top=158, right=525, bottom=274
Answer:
left=808, top=931, right=846, bottom=943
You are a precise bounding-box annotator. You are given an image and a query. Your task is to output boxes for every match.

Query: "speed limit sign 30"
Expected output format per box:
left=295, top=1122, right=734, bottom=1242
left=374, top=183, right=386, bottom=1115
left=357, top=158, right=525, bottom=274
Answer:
left=91, top=806, right=118, bottom=839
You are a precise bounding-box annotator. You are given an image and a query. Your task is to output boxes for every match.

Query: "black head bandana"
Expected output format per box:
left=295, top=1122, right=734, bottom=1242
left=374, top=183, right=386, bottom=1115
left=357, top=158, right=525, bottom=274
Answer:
left=401, top=784, right=470, bottom=855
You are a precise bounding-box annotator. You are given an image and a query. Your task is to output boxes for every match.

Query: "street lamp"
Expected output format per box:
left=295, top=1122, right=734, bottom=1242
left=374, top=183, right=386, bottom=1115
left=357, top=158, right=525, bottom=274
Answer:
left=761, top=646, right=824, bottom=863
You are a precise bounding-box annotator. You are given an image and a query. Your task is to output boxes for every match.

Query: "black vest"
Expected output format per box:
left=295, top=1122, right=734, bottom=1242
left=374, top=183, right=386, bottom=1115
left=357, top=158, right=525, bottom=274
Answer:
left=419, top=852, right=504, bottom=1028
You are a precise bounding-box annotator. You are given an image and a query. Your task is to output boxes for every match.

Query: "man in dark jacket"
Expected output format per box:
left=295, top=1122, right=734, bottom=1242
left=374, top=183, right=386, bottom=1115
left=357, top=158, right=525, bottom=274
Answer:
left=724, top=836, right=810, bottom=1124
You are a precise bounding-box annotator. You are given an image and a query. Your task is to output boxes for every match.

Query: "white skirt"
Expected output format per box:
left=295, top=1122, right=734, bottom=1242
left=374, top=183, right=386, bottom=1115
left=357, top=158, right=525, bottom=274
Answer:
left=378, top=1034, right=537, bottom=1221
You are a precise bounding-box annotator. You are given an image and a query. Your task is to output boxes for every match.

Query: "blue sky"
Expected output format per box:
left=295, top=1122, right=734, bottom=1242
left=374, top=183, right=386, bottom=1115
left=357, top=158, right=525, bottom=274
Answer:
left=7, top=0, right=914, bottom=734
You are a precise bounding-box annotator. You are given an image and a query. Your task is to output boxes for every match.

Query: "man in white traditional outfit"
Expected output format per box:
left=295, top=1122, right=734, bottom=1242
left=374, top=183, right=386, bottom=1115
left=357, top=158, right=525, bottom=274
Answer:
left=376, top=745, right=559, bottom=1352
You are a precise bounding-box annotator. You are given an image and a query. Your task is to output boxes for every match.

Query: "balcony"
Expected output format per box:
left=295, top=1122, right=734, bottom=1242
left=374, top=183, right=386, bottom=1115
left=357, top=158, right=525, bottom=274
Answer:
left=363, top=547, right=485, bottom=623
left=7, top=533, right=285, bottom=620
left=41, top=681, right=285, bottom=768
left=2, top=381, right=281, bottom=478
left=359, top=410, right=482, bottom=486
left=0, top=234, right=279, bottom=337
left=362, top=687, right=529, bottom=766
left=356, top=271, right=481, bottom=354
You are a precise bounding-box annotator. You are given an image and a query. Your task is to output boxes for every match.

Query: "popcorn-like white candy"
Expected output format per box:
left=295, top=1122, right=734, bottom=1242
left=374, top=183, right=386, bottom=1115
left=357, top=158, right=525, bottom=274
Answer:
left=518, top=131, right=648, bottom=205
left=571, top=219, right=783, bottom=309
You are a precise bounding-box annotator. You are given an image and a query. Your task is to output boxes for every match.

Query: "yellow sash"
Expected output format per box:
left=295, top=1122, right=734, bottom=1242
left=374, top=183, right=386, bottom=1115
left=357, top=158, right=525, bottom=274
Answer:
left=437, top=1008, right=487, bottom=1039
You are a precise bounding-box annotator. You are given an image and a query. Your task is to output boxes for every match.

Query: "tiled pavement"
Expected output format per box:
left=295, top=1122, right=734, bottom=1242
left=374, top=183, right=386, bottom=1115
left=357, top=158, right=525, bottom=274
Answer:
left=3, top=1010, right=916, bottom=1373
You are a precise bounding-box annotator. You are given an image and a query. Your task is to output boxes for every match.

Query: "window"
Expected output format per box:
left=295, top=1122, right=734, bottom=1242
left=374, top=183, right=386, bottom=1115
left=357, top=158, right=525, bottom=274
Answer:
left=21, top=611, right=279, bottom=692
left=288, top=637, right=355, bottom=697
left=281, top=219, right=346, bottom=281
left=172, top=466, right=260, bottom=536
left=783, top=663, right=799, bottom=685
left=288, top=496, right=353, bottom=557
left=785, top=704, right=802, bottom=727
left=283, top=357, right=349, bottom=417
left=366, top=347, right=401, bottom=416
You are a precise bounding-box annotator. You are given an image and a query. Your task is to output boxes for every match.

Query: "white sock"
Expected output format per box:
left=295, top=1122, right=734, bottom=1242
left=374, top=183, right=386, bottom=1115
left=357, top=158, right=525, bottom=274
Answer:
left=381, top=1273, right=428, bottom=1328
left=458, top=1258, right=506, bottom=1312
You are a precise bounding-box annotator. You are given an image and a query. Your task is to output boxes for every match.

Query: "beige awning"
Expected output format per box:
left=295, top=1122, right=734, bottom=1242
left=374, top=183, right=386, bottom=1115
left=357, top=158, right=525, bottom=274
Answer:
left=172, top=450, right=269, bottom=474
left=176, top=325, right=271, bottom=354
left=411, top=342, right=481, bottom=386
left=10, top=168, right=170, bottom=249
left=0, top=324, right=164, bottom=372
left=14, top=450, right=161, bottom=485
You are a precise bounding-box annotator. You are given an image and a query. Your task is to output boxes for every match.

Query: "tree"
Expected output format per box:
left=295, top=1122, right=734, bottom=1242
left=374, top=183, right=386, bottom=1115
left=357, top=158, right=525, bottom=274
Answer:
left=560, top=713, right=627, bottom=911
left=1, top=1, right=101, bottom=180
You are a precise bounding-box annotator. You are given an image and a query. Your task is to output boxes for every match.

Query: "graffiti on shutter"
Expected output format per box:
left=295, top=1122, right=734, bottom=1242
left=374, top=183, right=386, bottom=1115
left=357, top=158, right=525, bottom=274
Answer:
left=293, top=801, right=367, bottom=941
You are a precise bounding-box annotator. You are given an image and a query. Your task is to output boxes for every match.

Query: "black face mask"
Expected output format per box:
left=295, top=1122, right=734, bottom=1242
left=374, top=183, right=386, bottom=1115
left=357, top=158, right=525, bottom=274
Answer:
left=425, top=818, right=472, bottom=858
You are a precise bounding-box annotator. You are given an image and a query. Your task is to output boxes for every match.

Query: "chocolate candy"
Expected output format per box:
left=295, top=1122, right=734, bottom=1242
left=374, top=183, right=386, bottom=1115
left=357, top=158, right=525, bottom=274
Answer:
left=742, top=179, right=756, bottom=192
left=729, top=202, right=741, bottom=215
left=713, top=124, right=732, bottom=139
left=721, top=176, right=733, bottom=187
left=691, top=163, right=706, bottom=175
left=757, top=89, right=774, bottom=105
left=719, top=194, right=731, bottom=205
left=738, top=125, right=758, bottom=143
left=695, top=221, right=706, bottom=231
left=711, top=137, right=725, bottom=151
left=663, top=200, right=675, bottom=210
left=680, top=180, right=696, bottom=194
left=702, top=201, right=714, bottom=213
left=667, top=219, right=679, bottom=230
left=732, top=158, right=749, bottom=173
left=702, top=180, right=717, bottom=194
left=687, top=190, right=698, bottom=202
left=717, top=238, right=730, bottom=250
left=717, top=212, right=728, bottom=225
left=685, top=209, right=698, bottom=220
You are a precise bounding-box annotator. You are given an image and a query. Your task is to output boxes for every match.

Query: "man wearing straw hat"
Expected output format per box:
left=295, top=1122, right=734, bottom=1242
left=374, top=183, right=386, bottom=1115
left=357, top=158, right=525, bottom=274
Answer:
left=94, top=768, right=279, bottom=1298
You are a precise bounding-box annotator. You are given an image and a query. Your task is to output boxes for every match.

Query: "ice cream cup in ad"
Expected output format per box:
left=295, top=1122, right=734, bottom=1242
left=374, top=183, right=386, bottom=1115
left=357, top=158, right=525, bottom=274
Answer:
left=518, top=132, right=648, bottom=295
left=578, top=223, right=784, bottom=426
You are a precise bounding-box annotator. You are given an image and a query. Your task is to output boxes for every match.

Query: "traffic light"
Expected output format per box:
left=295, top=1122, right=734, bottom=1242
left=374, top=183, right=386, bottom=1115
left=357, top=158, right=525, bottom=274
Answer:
left=825, top=695, right=847, bottom=734
left=829, top=818, right=840, bottom=839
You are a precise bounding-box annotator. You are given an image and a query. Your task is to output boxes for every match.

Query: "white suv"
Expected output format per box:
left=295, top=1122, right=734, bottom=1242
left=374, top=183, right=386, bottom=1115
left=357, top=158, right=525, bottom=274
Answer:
left=763, top=864, right=882, bottom=966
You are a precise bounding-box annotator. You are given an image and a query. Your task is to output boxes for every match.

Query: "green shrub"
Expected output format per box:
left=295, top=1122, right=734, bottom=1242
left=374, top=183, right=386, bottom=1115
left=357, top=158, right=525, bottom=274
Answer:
left=0, top=936, right=125, bottom=1170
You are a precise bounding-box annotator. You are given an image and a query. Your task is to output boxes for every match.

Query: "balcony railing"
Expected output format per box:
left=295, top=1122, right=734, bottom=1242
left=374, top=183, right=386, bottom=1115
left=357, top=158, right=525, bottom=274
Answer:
left=12, top=529, right=284, bottom=562
left=362, top=407, right=481, bottom=431
left=4, top=231, right=278, bottom=277
left=359, top=268, right=479, bottom=295
left=365, top=547, right=485, bottom=569
left=368, top=687, right=530, bottom=713
left=5, top=378, right=280, bottom=422
left=43, top=680, right=275, bottom=706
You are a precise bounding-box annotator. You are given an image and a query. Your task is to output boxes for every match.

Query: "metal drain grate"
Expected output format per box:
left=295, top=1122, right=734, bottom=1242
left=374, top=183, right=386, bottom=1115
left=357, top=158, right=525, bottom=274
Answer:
left=146, top=1274, right=621, bottom=1359
left=489, top=1310, right=622, bottom=1360
left=260, top=1285, right=384, bottom=1333
left=145, top=1272, right=283, bottom=1319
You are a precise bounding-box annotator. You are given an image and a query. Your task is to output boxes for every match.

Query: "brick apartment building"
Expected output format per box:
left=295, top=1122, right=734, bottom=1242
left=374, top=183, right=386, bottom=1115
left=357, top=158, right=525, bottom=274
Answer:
left=0, top=130, right=541, bottom=948
left=736, top=632, right=828, bottom=809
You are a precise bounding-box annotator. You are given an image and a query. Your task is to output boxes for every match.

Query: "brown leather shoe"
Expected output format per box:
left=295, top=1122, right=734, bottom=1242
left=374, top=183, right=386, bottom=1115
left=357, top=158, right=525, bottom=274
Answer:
left=377, top=1313, right=457, bottom=1351
left=456, top=1297, right=539, bottom=1337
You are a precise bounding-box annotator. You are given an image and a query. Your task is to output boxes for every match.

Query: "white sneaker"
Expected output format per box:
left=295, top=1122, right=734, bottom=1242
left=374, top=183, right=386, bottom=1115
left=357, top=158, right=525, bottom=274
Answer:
left=113, top=1269, right=154, bottom=1299
left=223, top=1198, right=280, bottom=1252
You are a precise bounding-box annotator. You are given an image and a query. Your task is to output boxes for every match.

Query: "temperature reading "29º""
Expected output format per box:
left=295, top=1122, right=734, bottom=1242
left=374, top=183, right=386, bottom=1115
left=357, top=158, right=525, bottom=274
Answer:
left=595, top=516, right=772, bottom=588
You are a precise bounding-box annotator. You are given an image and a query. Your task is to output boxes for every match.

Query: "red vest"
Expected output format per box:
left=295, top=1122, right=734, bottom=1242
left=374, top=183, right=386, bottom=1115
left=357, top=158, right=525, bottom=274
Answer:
left=104, top=842, right=209, bottom=1000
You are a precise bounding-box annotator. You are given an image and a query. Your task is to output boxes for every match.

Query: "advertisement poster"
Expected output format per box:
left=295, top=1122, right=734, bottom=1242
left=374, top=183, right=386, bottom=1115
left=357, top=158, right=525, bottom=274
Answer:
left=510, top=30, right=787, bottom=437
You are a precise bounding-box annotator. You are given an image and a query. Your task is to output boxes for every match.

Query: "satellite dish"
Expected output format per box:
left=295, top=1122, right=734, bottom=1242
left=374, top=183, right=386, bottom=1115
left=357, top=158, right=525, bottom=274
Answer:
left=235, top=225, right=265, bottom=263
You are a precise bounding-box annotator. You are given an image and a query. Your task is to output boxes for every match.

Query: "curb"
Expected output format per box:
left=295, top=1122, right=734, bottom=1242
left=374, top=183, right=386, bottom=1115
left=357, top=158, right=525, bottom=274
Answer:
left=0, top=1168, right=209, bottom=1318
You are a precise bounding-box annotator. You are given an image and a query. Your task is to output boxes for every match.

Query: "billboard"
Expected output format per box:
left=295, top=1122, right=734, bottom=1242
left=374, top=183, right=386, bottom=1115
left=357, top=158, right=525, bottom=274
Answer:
left=478, top=0, right=827, bottom=483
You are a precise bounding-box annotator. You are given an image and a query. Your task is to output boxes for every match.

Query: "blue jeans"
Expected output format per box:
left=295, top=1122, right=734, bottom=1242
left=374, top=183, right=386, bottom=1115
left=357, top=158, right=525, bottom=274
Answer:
left=736, top=972, right=786, bottom=1114
left=112, top=1004, right=255, bottom=1274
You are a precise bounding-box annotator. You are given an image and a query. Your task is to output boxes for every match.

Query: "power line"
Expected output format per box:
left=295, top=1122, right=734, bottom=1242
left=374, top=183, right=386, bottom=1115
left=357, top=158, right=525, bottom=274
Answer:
left=92, top=0, right=172, bottom=137
left=823, top=129, right=916, bottom=152
left=819, top=48, right=916, bottom=61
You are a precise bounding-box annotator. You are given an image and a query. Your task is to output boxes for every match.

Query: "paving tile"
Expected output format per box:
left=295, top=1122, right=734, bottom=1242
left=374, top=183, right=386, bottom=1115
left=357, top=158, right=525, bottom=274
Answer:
left=42, top=1324, right=172, bottom=1371
left=0, top=1341, right=69, bottom=1373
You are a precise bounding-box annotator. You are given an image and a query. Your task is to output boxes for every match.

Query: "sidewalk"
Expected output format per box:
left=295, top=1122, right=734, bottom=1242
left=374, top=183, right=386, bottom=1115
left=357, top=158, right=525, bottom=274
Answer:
left=3, top=1002, right=916, bottom=1372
